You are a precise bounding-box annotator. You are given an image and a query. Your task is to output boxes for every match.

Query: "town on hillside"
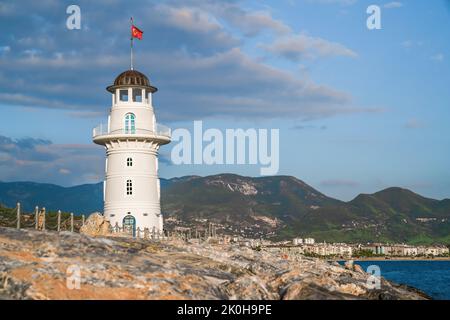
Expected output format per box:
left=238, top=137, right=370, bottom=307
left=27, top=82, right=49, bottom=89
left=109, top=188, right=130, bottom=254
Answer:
left=249, top=237, right=450, bottom=259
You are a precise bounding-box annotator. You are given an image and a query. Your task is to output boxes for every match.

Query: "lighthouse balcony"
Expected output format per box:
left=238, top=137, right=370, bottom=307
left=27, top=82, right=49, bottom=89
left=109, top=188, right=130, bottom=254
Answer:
left=92, top=123, right=171, bottom=144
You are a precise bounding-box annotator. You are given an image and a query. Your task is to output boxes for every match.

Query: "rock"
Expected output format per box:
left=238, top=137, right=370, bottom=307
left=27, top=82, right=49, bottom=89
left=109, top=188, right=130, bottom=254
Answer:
left=353, top=264, right=365, bottom=274
left=282, top=281, right=358, bottom=300
left=0, top=227, right=430, bottom=300
left=0, top=272, right=30, bottom=299
left=338, top=283, right=366, bottom=296
left=331, top=261, right=341, bottom=267
left=343, top=261, right=365, bottom=274
left=344, top=260, right=354, bottom=270
left=221, top=275, right=277, bottom=300
left=79, top=212, right=111, bottom=237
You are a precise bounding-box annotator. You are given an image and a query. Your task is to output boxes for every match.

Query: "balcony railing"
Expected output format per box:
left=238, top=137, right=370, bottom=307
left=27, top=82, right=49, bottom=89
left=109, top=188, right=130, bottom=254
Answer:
left=93, top=123, right=171, bottom=139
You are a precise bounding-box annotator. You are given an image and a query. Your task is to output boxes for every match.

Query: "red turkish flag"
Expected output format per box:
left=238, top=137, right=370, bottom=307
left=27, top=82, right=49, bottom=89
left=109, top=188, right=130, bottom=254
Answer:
left=131, top=25, right=143, bottom=40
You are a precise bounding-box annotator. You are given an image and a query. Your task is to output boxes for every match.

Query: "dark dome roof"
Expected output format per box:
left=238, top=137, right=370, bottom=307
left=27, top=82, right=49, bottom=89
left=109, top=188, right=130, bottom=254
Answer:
left=106, top=69, right=157, bottom=93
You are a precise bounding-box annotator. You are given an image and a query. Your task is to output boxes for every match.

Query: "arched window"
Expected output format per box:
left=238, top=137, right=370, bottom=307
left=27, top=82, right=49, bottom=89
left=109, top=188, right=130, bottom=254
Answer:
left=126, top=179, right=133, bottom=195
left=124, top=113, right=136, bottom=134
left=127, top=157, right=133, bottom=167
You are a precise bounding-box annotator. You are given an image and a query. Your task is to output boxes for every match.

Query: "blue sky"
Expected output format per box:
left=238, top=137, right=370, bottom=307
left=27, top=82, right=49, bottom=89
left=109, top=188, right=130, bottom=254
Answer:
left=0, top=0, right=449, bottom=201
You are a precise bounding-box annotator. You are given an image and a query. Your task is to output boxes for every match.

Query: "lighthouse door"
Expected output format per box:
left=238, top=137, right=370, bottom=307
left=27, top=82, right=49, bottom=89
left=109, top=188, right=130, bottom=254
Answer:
left=123, top=214, right=136, bottom=237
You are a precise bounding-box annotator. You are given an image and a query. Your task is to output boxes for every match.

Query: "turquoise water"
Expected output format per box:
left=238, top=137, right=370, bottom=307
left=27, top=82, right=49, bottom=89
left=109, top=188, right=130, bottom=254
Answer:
left=351, top=260, right=450, bottom=300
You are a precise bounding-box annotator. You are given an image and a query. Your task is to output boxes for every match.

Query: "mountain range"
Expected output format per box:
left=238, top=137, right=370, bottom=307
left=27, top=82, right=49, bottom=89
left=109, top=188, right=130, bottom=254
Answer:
left=1, top=174, right=449, bottom=244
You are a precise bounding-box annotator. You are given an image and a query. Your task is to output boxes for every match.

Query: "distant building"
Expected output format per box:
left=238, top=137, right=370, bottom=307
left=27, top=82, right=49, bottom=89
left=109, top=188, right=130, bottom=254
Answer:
left=360, top=244, right=449, bottom=257
left=417, top=246, right=449, bottom=256
left=265, top=241, right=448, bottom=259
left=303, top=243, right=352, bottom=257
left=375, top=245, right=385, bottom=255
left=292, top=237, right=315, bottom=245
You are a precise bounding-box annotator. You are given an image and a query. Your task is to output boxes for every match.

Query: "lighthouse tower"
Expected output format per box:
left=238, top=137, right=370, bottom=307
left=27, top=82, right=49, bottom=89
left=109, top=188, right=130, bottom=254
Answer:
left=93, top=69, right=171, bottom=235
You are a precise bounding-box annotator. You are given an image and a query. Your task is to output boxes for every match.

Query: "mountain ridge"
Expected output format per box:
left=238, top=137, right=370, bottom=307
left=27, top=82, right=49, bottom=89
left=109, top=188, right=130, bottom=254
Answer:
left=1, top=176, right=448, bottom=203
left=1, top=174, right=449, bottom=244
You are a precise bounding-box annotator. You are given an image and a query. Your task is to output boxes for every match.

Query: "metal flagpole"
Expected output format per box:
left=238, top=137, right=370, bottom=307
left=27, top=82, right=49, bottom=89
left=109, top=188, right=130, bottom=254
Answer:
left=130, top=17, right=134, bottom=70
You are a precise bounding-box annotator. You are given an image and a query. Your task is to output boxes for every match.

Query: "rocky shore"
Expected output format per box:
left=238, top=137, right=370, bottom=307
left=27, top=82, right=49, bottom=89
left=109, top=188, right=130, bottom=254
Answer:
left=0, top=227, right=430, bottom=300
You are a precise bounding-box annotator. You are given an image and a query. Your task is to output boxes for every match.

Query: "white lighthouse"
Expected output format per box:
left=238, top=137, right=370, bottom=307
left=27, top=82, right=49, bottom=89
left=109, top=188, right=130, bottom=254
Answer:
left=93, top=69, right=171, bottom=235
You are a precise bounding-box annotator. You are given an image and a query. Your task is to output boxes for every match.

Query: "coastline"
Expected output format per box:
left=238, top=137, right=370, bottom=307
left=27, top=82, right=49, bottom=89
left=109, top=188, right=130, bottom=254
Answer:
left=329, top=257, right=450, bottom=262
left=0, top=226, right=430, bottom=300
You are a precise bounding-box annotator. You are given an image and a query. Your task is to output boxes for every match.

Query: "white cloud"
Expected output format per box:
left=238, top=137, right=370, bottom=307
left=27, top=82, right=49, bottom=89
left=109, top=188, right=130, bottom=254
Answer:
left=0, top=45, right=10, bottom=54
left=306, top=0, right=357, bottom=5
left=0, top=0, right=373, bottom=123
left=59, top=168, right=71, bottom=175
left=401, top=40, right=423, bottom=48
left=431, top=53, right=444, bottom=62
left=220, top=10, right=291, bottom=36
left=137, top=47, right=367, bottom=121
left=181, top=1, right=291, bottom=37
left=384, top=2, right=403, bottom=9
left=0, top=135, right=104, bottom=186
left=154, top=5, right=223, bottom=34
left=0, top=93, right=97, bottom=111
left=262, top=33, right=357, bottom=61
left=404, top=118, right=425, bottom=129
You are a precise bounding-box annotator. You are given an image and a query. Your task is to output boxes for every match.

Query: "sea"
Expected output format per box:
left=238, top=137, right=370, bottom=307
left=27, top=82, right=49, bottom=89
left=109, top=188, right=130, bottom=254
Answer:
left=347, top=260, right=450, bottom=300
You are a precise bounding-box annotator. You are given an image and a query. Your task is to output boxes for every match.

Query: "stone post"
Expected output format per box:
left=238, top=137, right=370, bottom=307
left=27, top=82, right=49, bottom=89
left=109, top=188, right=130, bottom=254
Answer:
left=57, top=210, right=61, bottom=232
left=35, top=206, right=39, bottom=230
left=70, top=212, right=74, bottom=232
left=16, top=202, right=20, bottom=229
left=42, top=207, right=46, bottom=231
left=82, top=214, right=85, bottom=225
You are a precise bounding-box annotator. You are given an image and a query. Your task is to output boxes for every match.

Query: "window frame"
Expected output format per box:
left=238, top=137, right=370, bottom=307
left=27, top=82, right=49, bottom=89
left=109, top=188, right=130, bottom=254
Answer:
left=124, top=113, right=136, bottom=134
left=132, top=88, right=142, bottom=102
left=126, top=179, right=133, bottom=195
left=119, top=89, right=129, bottom=102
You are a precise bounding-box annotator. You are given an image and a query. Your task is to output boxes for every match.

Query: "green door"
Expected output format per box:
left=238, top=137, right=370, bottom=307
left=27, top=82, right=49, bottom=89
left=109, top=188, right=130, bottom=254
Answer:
left=123, top=214, right=136, bottom=237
